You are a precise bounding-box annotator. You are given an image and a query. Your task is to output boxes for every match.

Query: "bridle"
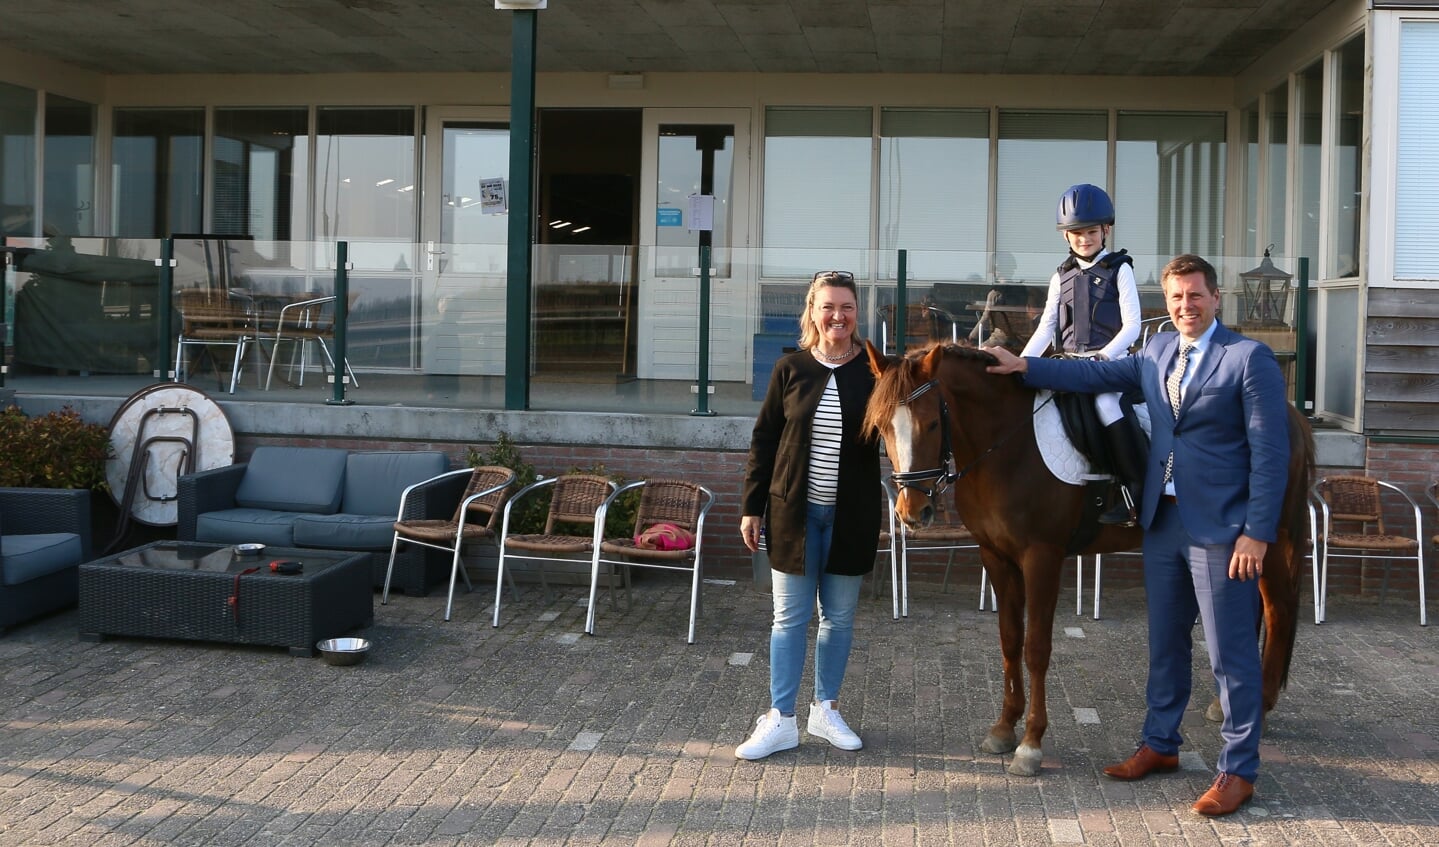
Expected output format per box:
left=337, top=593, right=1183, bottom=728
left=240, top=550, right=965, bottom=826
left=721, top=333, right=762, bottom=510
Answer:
left=889, top=379, right=956, bottom=499
left=888, top=374, right=1053, bottom=499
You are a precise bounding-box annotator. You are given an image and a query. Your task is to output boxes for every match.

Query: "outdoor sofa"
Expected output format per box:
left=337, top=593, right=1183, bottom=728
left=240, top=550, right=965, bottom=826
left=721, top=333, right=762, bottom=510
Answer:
left=0, top=487, right=92, bottom=633
left=176, top=446, right=469, bottom=596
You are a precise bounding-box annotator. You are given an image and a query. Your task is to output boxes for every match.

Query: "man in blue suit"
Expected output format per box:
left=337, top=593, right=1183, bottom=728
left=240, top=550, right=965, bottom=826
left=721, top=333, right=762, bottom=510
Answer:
left=987, top=253, right=1289, bottom=817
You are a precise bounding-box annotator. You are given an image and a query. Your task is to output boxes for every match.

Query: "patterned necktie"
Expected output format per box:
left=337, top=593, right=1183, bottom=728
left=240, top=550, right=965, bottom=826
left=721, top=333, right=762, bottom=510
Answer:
left=1163, top=343, right=1193, bottom=483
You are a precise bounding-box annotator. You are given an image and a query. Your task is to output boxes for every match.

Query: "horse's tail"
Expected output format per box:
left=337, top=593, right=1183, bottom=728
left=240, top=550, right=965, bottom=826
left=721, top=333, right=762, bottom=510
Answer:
left=1270, top=406, right=1316, bottom=694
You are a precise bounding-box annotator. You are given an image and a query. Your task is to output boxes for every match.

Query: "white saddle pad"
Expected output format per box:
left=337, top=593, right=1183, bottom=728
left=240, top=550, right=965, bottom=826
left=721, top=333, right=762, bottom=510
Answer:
left=1033, top=392, right=1151, bottom=486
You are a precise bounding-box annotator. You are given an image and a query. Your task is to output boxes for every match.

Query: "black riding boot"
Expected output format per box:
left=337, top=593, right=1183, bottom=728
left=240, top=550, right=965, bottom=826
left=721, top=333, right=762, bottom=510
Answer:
left=1098, top=419, right=1147, bottom=526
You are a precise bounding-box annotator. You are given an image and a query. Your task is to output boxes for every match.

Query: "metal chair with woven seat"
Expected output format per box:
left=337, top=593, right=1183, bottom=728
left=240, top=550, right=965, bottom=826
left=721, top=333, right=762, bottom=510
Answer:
left=585, top=479, right=714, bottom=644
left=1427, top=481, right=1439, bottom=551
left=174, top=286, right=258, bottom=394
left=381, top=464, right=516, bottom=621
left=492, top=473, right=616, bottom=629
left=875, top=482, right=978, bottom=619
left=1311, top=475, right=1426, bottom=626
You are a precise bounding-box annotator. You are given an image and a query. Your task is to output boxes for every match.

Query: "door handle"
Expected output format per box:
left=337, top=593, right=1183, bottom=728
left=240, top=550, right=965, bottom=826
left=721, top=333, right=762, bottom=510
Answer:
left=426, top=241, right=447, bottom=271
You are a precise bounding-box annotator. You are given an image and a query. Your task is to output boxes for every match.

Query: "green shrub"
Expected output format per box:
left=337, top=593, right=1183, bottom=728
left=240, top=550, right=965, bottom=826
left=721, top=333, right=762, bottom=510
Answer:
left=465, top=433, right=641, bottom=539
left=0, top=405, right=113, bottom=492
left=467, top=432, right=545, bottom=534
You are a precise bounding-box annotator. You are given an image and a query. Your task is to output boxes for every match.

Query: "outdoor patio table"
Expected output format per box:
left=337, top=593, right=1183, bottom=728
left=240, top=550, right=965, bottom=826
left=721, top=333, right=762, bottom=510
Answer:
left=78, top=541, right=372, bottom=656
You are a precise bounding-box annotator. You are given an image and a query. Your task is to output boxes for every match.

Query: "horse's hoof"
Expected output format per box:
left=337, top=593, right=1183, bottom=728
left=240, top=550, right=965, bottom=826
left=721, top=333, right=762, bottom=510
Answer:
left=980, top=733, right=1017, bottom=755
left=1007, top=743, right=1043, bottom=776
left=1205, top=698, right=1224, bottom=723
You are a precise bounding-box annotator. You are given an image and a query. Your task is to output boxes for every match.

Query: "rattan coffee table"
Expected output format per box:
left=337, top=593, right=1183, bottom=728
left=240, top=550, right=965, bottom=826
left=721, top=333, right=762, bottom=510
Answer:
left=79, top=541, right=373, bottom=656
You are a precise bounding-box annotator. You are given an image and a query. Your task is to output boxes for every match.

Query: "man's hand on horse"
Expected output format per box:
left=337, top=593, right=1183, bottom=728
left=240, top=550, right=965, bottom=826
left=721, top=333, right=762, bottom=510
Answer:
left=986, top=347, right=1029, bottom=375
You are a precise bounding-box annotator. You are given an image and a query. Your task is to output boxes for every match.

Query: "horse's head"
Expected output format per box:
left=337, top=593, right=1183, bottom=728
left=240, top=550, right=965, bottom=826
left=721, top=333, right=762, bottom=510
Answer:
left=863, top=340, right=953, bottom=531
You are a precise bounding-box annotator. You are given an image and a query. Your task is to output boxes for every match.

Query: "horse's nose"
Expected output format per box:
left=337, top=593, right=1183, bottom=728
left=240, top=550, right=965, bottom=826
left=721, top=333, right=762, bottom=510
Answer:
left=916, top=503, right=935, bottom=528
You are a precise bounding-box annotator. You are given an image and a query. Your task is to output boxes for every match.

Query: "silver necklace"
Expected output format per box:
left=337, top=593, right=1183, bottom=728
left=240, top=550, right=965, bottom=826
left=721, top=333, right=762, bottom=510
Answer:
left=814, top=344, right=855, bottom=362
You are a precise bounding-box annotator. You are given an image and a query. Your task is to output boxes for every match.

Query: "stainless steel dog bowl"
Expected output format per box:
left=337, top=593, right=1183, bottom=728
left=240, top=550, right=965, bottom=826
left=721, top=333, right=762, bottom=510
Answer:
left=316, top=637, right=370, bottom=666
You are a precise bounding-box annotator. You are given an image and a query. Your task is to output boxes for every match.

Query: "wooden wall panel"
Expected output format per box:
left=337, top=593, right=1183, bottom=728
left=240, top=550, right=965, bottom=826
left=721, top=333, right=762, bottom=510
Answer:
left=1365, top=316, right=1439, bottom=347
left=1368, top=287, right=1439, bottom=319
left=1364, top=287, right=1439, bottom=435
left=1362, top=402, right=1438, bottom=432
left=1363, top=372, right=1439, bottom=403
left=1366, top=345, right=1439, bottom=375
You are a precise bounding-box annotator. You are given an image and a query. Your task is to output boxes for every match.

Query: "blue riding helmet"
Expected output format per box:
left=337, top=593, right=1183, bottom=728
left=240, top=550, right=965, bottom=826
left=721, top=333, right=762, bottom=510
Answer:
left=1056, top=183, right=1115, bottom=231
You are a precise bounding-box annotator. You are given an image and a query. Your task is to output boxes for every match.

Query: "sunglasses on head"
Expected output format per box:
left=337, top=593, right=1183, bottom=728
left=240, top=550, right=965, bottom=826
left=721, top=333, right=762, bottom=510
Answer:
left=812, top=270, right=855, bottom=283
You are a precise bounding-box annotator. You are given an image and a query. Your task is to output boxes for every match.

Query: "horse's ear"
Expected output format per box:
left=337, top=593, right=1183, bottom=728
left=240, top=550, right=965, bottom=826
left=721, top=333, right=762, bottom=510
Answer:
left=919, top=343, right=945, bottom=379
left=865, top=339, right=889, bottom=377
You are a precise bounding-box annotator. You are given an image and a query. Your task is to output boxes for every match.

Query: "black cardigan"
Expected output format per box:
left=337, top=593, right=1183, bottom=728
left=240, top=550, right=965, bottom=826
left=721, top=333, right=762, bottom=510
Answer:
left=742, top=348, right=881, bottom=576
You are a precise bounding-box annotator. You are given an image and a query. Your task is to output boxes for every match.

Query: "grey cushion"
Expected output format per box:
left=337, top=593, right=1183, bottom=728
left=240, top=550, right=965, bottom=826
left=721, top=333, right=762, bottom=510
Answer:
left=194, top=509, right=308, bottom=547
left=1, top=533, right=83, bottom=586
left=292, top=513, right=397, bottom=551
left=235, top=447, right=347, bottom=514
left=341, top=451, right=448, bottom=518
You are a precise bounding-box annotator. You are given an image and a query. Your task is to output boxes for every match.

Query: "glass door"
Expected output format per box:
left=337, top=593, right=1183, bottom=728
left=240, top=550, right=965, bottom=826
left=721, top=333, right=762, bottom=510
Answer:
left=420, top=108, right=510, bottom=380
left=638, top=109, right=752, bottom=382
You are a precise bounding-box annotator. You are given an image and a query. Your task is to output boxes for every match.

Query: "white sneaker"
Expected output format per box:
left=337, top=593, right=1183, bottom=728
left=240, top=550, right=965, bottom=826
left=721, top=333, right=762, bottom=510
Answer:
left=807, top=700, right=862, bottom=751
left=735, top=708, right=799, bottom=760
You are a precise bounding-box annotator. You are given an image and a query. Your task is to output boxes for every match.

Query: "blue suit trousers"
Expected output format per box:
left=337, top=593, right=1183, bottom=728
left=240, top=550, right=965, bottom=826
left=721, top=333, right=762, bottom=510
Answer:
left=1141, top=500, right=1264, bottom=782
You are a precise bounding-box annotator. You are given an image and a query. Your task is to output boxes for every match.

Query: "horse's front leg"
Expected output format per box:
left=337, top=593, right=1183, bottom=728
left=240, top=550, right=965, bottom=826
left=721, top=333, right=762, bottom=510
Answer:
left=1010, top=554, right=1062, bottom=777
left=978, top=549, right=1024, bottom=758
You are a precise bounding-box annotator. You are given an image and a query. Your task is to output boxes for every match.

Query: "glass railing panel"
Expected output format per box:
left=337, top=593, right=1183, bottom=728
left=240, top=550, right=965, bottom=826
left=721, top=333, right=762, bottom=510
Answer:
left=2, top=244, right=1311, bottom=417
left=414, top=239, right=507, bottom=406
left=3, top=236, right=162, bottom=388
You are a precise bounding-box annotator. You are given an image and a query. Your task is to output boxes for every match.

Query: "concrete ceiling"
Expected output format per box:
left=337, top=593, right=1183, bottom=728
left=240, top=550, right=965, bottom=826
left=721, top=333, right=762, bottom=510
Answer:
left=1, top=0, right=1340, bottom=77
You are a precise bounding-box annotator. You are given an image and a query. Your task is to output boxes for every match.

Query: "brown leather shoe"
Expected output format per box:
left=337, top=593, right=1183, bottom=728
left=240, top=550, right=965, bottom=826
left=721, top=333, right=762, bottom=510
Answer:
left=1101, top=744, right=1180, bottom=780
left=1192, top=773, right=1254, bottom=816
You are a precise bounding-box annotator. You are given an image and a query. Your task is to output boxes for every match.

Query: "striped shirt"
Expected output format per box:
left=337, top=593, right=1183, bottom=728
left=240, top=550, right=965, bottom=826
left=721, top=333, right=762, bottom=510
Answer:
left=807, top=367, right=844, bottom=504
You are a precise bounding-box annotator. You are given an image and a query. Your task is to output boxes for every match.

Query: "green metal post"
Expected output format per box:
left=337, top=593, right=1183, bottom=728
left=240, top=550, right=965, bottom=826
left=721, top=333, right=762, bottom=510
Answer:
left=895, top=249, right=908, bottom=351
left=504, top=9, right=538, bottom=411
left=694, top=244, right=714, bottom=415
left=1294, top=256, right=1312, bottom=415
left=328, top=241, right=353, bottom=405
left=0, top=248, right=10, bottom=389
left=157, top=238, right=174, bottom=382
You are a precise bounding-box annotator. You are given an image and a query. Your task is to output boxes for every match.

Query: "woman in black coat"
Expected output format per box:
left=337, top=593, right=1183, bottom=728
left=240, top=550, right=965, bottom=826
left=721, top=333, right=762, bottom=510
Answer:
left=735, top=270, right=881, bottom=760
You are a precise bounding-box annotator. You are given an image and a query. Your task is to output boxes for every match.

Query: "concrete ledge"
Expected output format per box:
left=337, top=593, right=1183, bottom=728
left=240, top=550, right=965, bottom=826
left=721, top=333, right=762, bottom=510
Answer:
left=13, top=392, right=1369, bottom=466
left=14, top=394, right=757, bottom=451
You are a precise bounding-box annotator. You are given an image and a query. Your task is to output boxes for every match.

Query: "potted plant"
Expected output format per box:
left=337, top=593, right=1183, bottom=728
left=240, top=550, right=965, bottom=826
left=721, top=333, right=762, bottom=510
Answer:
left=0, top=405, right=116, bottom=540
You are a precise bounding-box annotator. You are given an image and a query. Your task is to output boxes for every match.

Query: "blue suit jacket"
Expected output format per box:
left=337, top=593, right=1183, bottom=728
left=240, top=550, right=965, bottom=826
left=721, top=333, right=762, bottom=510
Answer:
left=1024, top=323, right=1290, bottom=545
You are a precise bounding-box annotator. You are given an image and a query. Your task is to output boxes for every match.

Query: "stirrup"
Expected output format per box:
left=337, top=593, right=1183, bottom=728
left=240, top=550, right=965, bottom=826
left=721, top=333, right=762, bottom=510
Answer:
left=1098, top=486, right=1138, bottom=527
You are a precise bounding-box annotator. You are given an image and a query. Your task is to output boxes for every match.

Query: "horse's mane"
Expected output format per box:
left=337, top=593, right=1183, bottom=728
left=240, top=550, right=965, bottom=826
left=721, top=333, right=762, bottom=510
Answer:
left=863, top=343, right=999, bottom=438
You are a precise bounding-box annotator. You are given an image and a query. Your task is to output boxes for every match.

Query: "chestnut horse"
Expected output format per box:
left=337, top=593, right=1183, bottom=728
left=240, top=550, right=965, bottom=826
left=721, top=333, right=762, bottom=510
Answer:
left=862, top=341, right=1314, bottom=777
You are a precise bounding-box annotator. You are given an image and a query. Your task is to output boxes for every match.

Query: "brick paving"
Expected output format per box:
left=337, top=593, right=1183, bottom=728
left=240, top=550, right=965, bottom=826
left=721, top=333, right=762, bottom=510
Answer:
left=1, top=570, right=1435, bottom=846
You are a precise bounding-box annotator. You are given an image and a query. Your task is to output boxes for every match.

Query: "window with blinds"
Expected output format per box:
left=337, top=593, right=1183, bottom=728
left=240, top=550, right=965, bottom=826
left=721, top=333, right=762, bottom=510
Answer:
left=761, top=107, right=872, bottom=278
left=1394, top=20, right=1439, bottom=279
left=878, top=108, right=989, bottom=281
left=995, top=110, right=1106, bottom=284
left=1115, top=112, right=1226, bottom=273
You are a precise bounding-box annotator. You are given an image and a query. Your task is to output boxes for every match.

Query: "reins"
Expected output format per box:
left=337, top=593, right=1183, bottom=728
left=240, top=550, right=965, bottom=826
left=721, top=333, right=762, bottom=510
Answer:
left=888, top=374, right=1056, bottom=496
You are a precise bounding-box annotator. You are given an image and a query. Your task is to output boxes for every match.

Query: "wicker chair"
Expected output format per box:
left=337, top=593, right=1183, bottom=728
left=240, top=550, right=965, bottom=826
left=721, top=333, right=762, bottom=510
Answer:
left=381, top=465, right=515, bottom=621
left=492, top=474, right=616, bottom=628
left=174, top=286, right=258, bottom=394
left=876, top=482, right=978, bottom=620
left=1311, top=475, right=1425, bottom=626
left=585, top=479, right=714, bottom=644
left=1428, top=481, right=1439, bottom=550
left=263, top=293, right=360, bottom=390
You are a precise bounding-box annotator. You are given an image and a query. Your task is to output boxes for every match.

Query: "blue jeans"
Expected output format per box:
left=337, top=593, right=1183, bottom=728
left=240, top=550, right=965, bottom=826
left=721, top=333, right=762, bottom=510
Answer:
left=769, top=502, right=865, bottom=715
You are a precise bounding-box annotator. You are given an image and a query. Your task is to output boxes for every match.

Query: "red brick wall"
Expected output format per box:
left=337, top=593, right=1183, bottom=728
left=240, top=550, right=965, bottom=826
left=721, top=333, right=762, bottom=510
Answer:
left=236, top=434, right=1436, bottom=600
left=1346, top=440, right=1436, bottom=600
